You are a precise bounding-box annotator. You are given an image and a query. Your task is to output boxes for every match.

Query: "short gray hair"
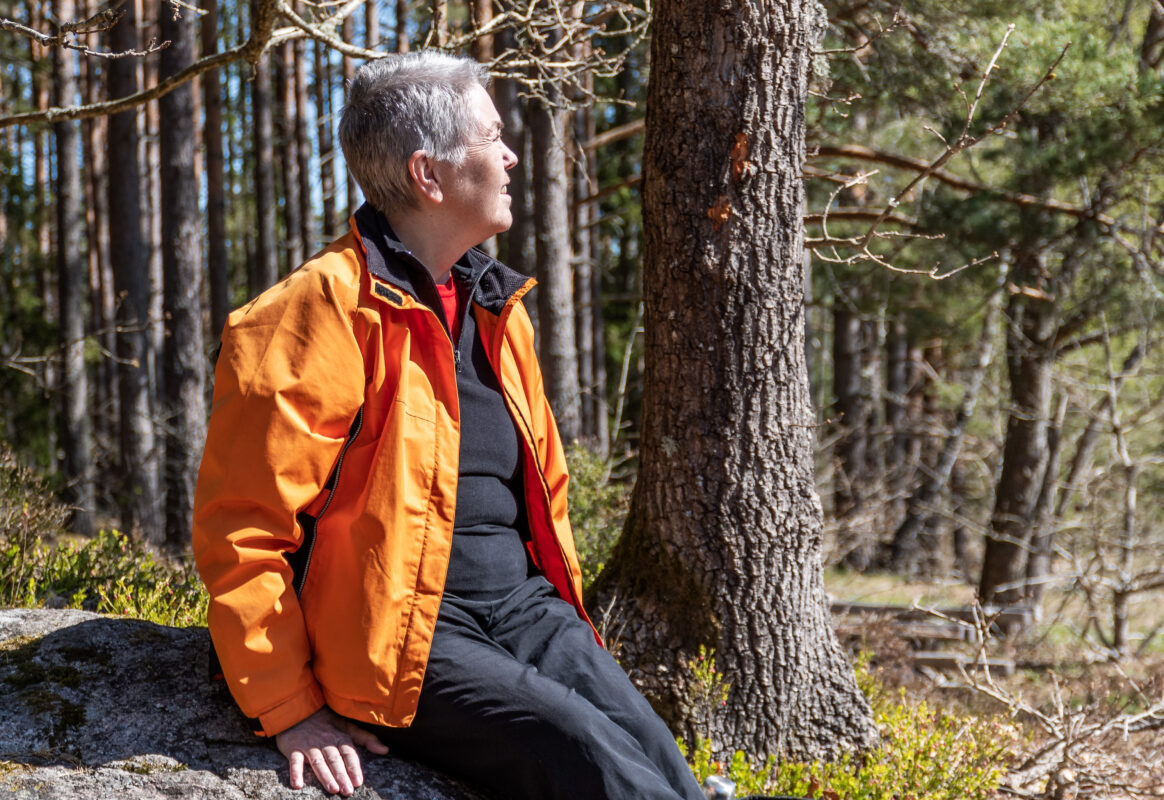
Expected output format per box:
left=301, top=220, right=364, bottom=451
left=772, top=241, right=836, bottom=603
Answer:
left=339, top=51, right=490, bottom=215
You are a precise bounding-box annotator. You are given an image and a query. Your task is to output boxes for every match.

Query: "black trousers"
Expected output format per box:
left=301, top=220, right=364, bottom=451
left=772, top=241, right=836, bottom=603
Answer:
left=375, top=576, right=705, bottom=800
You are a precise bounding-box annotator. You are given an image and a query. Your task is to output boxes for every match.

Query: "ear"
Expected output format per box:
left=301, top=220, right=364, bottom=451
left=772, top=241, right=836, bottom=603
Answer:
left=407, top=150, right=443, bottom=205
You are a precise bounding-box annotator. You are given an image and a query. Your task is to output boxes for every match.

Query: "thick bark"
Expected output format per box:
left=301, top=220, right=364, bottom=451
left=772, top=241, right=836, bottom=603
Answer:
left=159, top=0, right=207, bottom=550
left=530, top=99, right=582, bottom=442
left=108, top=0, right=161, bottom=538
left=53, top=0, right=95, bottom=536
left=251, top=49, right=278, bottom=295
left=593, top=0, right=876, bottom=760
left=202, top=0, right=230, bottom=337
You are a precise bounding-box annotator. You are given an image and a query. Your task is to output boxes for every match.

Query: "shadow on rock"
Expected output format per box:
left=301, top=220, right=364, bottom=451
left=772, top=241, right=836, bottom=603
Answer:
left=0, top=608, right=484, bottom=800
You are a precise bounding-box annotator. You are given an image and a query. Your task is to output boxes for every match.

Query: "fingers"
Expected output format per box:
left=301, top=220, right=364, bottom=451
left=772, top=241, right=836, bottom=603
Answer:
left=276, top=708, right=386, bottom=795
left=288, top=749, right=306, bottom=790
left=306, top=745, right=349, bottom=796
left=341, top=743, right=364, bottom=789
left=348, top=724, right=390, bottom=755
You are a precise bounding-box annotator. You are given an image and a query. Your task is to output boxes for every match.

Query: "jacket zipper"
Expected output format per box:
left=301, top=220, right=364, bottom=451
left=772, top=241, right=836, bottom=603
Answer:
left=294, top=405, right=365, bottom=596
left=453, top=263, right=491, bottom=373
left=489, top=297, right=589, bottom=621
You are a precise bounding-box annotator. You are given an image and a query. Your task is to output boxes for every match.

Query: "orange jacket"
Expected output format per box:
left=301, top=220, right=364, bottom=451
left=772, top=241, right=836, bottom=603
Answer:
left=193, top=209, right=591, bottom=737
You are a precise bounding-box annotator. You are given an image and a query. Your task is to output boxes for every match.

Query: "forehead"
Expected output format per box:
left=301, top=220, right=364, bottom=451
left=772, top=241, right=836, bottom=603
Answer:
left=466, top=84, right=502, bottom=131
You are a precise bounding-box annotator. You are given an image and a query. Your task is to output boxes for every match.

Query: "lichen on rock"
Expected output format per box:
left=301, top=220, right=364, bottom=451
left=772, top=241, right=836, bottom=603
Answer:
left=0, top=608, right=485, bottom=800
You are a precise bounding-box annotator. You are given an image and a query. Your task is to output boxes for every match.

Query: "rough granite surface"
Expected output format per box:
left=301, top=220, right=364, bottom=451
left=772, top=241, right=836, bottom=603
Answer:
left=0, top=608, right=487, bottom=800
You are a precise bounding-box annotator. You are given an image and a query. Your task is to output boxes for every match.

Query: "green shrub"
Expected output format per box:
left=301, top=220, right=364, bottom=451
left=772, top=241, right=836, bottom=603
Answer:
left=1, top=446, right=207, bottom=626
left=566, top=445, right=630, bottom=590
left=0, top=445, right=68, bottom=607
left=682, top=654, right=1015, bottom=800
left=2, top=526, right=208, bottom=627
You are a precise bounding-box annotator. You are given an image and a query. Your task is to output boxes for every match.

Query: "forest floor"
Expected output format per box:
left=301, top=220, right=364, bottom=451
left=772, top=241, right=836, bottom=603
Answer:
left=826, top=570, right=1164, bottom=800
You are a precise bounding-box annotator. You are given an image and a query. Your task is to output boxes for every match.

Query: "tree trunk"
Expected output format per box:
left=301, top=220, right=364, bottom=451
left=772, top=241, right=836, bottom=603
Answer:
left=979, top=249, right=1056, bottom=604
left=32, top=11, right=58, bottom=446
left=108, top=1, right=161, bottom=539
left=887, top=274, right=1004, bottom=573
left=530, top=98, right=582, bottom=442
left=396, top=0, right=410, bottom=52
left=884, top=315, right=909, bottom=529
left=1139, top=3, right=1164, bottom=71
left=832, top=300, right=871, bottom=568
left=53, top=0, right=95, bottom=536
left=159, top=0, right=208, bottom=550
left=589, top=236, right=610, bottom=456
left=495, top=48, right=532, bottom=280
left=314, top=42, right=337, bottom=239
left=81, top=40, right=117, bottom=494
left=431, top=0, right=449, bottom=46
left=277, top=43, right=304, bottom=271
left=342, top=15, right=358, bottom=218
left=142, top=0, right=164, bottom=404
left=202, top=0, right=230, bottom=338
left=1024, top=392, right=1066, bottom=603
left=470, top=0, right=494, bottom=63
left=366, top=0, right=380, bottom=50
left=293, top=30, right=314, bottom=254
left=251, top=47, right=278, bottom=295
left=593, top=0, right=876, bottom=760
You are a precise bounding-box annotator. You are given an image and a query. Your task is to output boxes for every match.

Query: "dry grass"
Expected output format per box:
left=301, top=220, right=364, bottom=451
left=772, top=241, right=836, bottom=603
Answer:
left=826, top=571, right=1164, bottom=800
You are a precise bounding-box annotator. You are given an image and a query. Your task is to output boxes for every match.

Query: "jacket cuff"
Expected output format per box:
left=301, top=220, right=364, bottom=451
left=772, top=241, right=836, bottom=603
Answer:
left=254, top=682, right=327, bottom=737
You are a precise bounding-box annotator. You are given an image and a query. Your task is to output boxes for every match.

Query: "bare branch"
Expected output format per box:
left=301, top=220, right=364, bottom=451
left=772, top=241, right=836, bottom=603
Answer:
left=0, top=44, right=246, bottom=130
left=1, top=7, right=167, bottom=60
left=854, top=35, right=1070, bottom=250
left=1, top=0, right=651, bottom=129
left=810, top=143, right=1122, bottom=229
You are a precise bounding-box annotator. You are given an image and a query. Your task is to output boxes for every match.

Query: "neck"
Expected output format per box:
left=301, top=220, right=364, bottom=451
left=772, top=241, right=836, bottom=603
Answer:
left=385, top=209, right=474, bottom=284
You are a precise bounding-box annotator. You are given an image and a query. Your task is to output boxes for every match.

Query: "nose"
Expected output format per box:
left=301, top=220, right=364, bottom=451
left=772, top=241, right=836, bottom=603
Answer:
left=502, top=141, right=518, bottom=170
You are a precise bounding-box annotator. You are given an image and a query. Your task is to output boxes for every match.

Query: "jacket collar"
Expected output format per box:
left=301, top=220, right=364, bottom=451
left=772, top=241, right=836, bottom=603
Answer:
left=353, top=202, right=532, bottom=316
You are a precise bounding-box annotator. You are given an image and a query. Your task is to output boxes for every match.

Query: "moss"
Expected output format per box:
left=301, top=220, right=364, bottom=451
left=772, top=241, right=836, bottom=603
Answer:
left=54, top=644, right=112, bottom=668
left=1, top=636, right=85, bottom=690
left=1, top=634, right=86, bottom=747
left=0, top=634, right=43, bottom=652
left=0, top=635, right=45, bottom=687
left=129, top=624, right=168, bottom=646
left=116, top=757, right=189, bottom=775
left=20, top=687, right=85, bottom=746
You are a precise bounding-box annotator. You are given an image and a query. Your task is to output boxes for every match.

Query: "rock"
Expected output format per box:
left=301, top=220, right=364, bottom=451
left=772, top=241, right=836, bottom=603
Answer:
left=0, top=608, right=487, bottom=800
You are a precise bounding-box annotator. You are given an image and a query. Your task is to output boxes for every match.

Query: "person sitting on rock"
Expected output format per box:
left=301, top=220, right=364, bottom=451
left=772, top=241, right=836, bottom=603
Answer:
left=193, top=50, right=706, bottom=800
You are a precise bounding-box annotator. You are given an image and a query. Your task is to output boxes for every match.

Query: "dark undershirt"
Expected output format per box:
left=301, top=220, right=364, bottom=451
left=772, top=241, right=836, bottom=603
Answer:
left=439, top=275, right=532, bottom=600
